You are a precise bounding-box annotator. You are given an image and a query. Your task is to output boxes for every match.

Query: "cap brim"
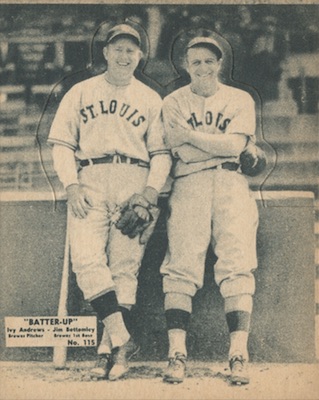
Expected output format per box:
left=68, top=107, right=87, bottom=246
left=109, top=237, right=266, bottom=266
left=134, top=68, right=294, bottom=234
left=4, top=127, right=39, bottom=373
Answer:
left=187, top=37, right=223, bottom=58
left=106, top=24, right=141, bottom=47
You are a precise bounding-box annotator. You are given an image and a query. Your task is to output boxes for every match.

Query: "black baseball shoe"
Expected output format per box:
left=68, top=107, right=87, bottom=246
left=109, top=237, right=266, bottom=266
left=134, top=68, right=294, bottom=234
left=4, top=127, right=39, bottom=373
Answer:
left=163, top=352, right=187, bottom=384
left=108, top=338, right=140, bottom=381
left=90, top=353, right=113, bottom=379
left=229, top=354, right=250, bottom=385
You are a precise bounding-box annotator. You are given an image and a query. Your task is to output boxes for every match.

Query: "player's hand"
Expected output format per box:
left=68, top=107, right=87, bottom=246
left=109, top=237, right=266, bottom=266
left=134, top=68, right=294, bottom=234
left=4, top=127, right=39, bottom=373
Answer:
left=133, top=205, right=150, bottom=222
left=240, top=142, right=267, bottom=177
left=66, top=184, right=93, bottom=219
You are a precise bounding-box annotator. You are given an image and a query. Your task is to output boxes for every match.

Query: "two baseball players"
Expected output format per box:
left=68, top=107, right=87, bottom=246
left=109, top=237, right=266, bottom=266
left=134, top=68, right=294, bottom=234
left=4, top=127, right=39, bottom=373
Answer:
left=160, top=33, right=259, bottom=385
left=48, top=23, right=172, bottom=380
left=50, top=23, right=261, bottom=384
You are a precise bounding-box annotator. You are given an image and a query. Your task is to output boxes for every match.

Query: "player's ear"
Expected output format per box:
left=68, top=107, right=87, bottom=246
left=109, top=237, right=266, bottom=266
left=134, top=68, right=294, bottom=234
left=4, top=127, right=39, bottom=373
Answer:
left=102, top=46, right=108, bottom=62
left=183, top=55, right=189, bottom=74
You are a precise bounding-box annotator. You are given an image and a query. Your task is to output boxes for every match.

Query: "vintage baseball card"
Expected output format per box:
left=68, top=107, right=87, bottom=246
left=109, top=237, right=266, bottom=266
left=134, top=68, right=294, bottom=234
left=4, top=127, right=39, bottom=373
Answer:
left=0, top=1, right=318, bottom=399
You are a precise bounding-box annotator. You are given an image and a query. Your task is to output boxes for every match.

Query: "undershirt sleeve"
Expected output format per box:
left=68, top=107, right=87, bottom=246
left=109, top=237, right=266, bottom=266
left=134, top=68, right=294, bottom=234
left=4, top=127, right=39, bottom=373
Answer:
left=52, top=144, right=79, bottom=189
left=146, top=153, right=172, bottom=193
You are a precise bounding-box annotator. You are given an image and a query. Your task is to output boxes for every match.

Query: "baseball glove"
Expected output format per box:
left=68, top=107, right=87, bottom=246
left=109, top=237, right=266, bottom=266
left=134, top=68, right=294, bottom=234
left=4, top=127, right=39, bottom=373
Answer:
left=115, top=187, right=160, bottom=245
left=240, top=142, right=267, bottom=177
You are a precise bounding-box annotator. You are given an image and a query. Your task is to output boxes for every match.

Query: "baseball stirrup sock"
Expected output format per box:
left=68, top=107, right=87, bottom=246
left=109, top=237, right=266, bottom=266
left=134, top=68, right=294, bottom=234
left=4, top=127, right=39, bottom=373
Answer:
left=165, top=309, right=191, bottom=331
left=119, top=306, right=133, bottom=335
left=226, top=310, right=251, bottom=333
left=90, top=291, right=119, bottom=321
left=226, top=310, right=251, bottom=361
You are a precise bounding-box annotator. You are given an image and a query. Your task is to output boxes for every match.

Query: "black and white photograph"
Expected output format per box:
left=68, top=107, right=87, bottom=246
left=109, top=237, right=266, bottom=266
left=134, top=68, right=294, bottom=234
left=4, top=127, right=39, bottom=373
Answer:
left=0, top=1, right=318, bottom=399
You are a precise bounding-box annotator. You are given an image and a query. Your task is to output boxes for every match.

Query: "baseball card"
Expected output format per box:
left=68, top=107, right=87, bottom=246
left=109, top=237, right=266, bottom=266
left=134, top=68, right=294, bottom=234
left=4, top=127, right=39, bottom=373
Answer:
left=0, top=1, right=318, bottom=399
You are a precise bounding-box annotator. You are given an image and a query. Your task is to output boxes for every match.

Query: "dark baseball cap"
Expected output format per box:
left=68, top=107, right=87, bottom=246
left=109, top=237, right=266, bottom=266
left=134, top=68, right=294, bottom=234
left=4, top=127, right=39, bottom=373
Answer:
left=187, top=36, right=223, bottom=59
left=105, top=24, right=141, bottom=47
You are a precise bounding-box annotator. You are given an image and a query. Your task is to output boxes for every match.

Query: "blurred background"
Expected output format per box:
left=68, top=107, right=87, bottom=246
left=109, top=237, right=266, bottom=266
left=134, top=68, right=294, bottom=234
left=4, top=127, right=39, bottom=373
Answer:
left=0, top=3, right=318, bottom=196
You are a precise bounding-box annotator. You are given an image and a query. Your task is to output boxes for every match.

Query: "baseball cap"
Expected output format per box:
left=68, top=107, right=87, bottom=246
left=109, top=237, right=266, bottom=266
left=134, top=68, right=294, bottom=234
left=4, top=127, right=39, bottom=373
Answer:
left=187, top=37, right=223, bottom=59
left=105, top=24, right=141, bottom=47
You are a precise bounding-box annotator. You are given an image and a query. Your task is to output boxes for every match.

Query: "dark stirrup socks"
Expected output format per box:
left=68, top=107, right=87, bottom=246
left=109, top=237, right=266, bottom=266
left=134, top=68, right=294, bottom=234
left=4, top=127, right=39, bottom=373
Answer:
left=90, top=291, right=119, bottom=321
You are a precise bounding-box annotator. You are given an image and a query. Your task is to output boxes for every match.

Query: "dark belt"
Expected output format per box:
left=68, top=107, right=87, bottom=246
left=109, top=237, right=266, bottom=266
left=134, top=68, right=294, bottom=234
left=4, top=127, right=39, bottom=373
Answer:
left=212, top=162, right=240, bottom=171
left=79, top=154, right=149, bottom=168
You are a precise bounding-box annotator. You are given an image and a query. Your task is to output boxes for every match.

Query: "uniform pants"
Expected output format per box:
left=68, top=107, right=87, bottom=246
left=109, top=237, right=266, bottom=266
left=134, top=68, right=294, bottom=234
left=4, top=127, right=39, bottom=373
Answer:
left=161, top=168, right=259, bottom=299
left=69, top=163, right=149, bottom=305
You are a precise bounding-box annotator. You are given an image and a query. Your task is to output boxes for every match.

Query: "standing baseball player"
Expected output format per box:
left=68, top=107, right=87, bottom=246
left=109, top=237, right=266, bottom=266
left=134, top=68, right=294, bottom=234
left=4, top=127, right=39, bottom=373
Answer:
left=160, top=32, right=264, bottom=385
left=48, top=23, right=171, bottom=380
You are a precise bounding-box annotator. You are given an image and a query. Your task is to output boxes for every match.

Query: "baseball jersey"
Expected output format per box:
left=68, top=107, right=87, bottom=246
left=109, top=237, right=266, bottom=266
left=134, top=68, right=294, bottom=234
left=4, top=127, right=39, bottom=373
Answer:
left=48, top=74, right=168, bottom=162
left=163, top=83, right=256, bottom=177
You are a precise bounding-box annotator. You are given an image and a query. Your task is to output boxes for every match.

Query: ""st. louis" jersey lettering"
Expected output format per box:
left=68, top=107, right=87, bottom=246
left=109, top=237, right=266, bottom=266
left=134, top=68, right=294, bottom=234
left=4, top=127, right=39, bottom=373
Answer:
left=80, top=99, right=146, bottom=127
left=187, top=111, right=231, bottom=132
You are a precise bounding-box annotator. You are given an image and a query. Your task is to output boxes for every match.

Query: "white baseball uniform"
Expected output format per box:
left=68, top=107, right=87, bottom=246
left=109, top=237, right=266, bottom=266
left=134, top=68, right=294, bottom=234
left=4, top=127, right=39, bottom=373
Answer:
left=160, top=83, right=259, bottom=299
left=49, top=73, right=170, bottom=305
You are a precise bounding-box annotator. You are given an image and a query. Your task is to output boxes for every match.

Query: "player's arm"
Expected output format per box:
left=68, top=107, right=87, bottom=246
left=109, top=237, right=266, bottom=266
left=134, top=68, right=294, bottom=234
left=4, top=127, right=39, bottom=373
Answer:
left=170, top=144, right=211, bottom=163
left=182, top=96, right=256, bottom=157
left=116, top=91, right=172, bottom=218
left=128, top=152, right=171, bottom=210
left=52, top=145, right=93, bottom=219
left=115, top=151, right=172, bottom=245
left=49, top=86, right=92, bottom=218
left=115, top=97, right=172, bottom=245
left=163, top=94, right=254, bottom=160
left=177, top=130, right=247, bottom=157
left=145, top=152, right=172, bottom=199
left=144, top=97, right=173, bottom=201
left=164, top=109, right=247, bottom=158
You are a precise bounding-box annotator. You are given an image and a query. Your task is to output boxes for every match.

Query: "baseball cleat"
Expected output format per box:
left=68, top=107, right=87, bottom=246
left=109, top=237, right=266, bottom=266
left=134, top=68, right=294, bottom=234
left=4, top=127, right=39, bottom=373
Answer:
left=108, top=338, right=140, bottom=381
left=163, top=352, right=187, bottom=384
left=90, top=353, right=113, bottom=379
left=229, top=355, right=250, bottom=385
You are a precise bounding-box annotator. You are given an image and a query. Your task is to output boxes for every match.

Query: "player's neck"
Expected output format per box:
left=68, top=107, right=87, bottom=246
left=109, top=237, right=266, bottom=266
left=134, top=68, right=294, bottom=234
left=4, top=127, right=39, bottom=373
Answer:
left=104, top=71, right=132, bottom=87
left=190, top=80, right=219, bottom=98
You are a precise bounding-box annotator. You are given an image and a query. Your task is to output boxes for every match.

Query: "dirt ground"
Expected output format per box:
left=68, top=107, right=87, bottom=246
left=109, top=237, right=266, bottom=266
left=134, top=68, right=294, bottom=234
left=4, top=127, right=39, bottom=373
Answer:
left=1, top=361, right=318, bottom=400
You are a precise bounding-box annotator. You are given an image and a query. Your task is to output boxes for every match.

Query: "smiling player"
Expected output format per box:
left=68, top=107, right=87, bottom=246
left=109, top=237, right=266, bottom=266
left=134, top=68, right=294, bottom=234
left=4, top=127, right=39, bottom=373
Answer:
left=48, top=23, right=171, bottom=380
left=160, top=33, right=259, bottom=385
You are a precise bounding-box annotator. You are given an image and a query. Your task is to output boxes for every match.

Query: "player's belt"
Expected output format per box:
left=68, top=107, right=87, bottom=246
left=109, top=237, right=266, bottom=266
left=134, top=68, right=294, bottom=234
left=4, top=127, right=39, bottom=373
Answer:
left=79, top=154, right=149, bottom=168
left=212, top=162, right=240, bottom=171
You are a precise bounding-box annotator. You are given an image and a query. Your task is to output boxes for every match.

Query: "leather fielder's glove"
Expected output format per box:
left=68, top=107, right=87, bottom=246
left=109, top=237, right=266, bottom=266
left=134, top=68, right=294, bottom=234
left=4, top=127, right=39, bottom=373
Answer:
left=240, top=142, right=267, bottom=177
left=115, top=187, right=160, bottom=245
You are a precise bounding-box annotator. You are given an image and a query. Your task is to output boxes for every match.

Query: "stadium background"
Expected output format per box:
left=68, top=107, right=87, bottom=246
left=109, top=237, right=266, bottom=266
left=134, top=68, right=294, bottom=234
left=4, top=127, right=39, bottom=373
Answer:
left=0, top=4, right=318, bottom=363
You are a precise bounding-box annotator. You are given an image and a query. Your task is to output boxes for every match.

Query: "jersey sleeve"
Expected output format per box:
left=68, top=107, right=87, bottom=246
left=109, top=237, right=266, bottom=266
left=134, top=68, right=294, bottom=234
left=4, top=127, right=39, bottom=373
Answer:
left=145, top=94, right=170, bottom=157
left=225, top=92, right=256, bottom=138
left=47, top=85, right=80, bottom=150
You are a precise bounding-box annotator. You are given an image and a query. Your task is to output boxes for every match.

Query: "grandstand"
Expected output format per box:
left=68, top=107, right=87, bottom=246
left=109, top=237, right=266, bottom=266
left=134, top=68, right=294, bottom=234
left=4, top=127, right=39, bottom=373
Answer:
left=0, top=5, right=319, bottom=194
left=0, top=4, right=317, bottom=196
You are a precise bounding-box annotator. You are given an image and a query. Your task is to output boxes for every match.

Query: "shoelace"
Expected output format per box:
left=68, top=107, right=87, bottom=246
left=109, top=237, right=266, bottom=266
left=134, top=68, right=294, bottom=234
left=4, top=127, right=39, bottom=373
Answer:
left=168, top=354, right=186, bottom=369
left=230, top=355, right=245, bottom=370
left=96, top=354, right=111, bottom=367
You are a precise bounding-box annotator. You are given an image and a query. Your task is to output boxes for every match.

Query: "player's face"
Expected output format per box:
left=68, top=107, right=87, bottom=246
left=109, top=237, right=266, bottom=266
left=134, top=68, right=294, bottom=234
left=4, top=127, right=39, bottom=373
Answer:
left=103, top=37, right=142, bottom=84
left=186, top=47, right=221, bottom=87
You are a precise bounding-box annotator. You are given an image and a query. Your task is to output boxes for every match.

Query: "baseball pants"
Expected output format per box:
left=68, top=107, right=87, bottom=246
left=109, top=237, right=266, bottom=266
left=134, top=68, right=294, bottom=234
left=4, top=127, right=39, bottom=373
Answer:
left=161, top=168, right=259, bottom=299
left=69, top=163, right=149, bottom=305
